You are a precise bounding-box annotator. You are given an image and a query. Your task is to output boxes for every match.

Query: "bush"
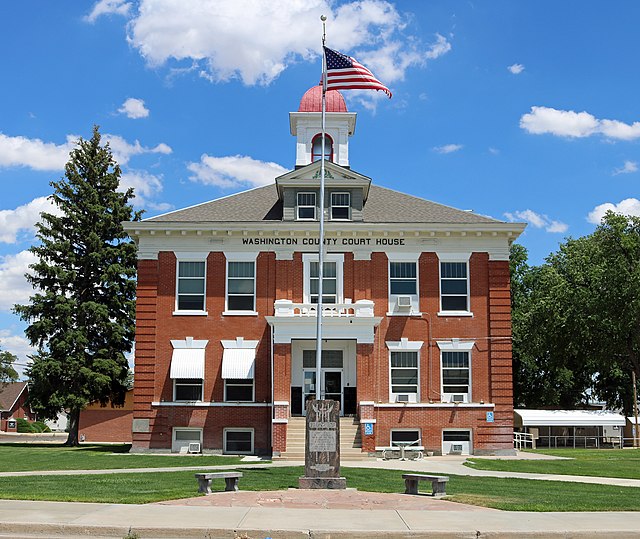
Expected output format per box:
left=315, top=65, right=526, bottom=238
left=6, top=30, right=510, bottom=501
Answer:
left=15, top=419, right=51, bottom=433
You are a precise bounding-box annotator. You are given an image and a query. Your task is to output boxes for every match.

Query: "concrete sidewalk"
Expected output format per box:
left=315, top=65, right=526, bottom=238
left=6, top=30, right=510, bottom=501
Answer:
left=1, top=499, right=640, bottom=538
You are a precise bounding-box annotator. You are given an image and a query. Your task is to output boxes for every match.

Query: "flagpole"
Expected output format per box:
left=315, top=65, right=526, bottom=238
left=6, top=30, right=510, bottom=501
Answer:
left=315, top=15, right=328, bottom=401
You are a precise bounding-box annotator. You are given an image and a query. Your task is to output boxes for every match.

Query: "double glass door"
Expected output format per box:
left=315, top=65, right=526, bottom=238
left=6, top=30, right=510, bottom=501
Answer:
left=303, top=368, right=343, bottom=415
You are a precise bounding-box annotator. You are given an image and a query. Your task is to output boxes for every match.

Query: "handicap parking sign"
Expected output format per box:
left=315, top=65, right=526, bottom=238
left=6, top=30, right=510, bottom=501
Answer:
left=364, top=422, right=374, bottom=435
left=486, top=411, right=494, bottom=423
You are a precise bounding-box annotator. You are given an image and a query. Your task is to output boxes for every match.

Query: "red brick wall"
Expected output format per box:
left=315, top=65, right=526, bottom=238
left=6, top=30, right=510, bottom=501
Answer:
left=79, top=409, right=133, bottom=442
left=133, top=248, right=515, bottom=455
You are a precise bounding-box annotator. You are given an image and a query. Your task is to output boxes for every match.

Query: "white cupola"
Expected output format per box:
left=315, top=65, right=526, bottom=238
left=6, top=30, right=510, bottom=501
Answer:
left=289, top=85, right=357, bottom=168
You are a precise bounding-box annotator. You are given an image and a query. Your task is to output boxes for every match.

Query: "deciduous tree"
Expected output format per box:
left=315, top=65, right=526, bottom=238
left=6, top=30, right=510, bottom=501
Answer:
left=0, top=348, right=19, bottom=384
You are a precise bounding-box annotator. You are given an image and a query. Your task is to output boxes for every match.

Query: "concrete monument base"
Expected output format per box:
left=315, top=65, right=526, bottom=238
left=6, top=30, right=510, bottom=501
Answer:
left=298, top=476, right=347, bottom=489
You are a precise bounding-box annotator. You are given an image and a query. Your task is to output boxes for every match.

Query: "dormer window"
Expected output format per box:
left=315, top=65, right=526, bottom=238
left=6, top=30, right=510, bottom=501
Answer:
left=311, top=133, right=333, bottom=162
left=331, top=192, right=350, bottom=220
left=297, top=192, right=316, bottom=220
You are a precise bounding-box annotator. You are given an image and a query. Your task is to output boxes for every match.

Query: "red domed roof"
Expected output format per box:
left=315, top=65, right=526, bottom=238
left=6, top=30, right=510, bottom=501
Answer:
left=298, top=85, right=348, bottom=112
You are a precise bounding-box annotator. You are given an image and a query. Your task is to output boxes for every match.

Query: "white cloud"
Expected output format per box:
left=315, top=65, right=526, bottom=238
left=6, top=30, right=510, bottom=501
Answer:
left=85, top=0, right=132, bottom=23
left=613, top=160, right=638, bottom=176
left=120, top=170, right=171, bottom=210
left=433, top=144, right=463, bottom=154
left=504, top=209, right=568, bottom=234
left=0, top=197, right=61, bottom=244
left=488, top=147, right=500, bottom=155
left=0, top=132, right=171, bottom=170
left=0, top=133, right=76, bottom=170
left=0, top=250, right=37, bottom=313
left=587, top=198, right=640, bottom=224
left=0, top=329, right=35, bottom=378
left=102, top=134, right=171, bottom=165
left=118, top=97, right=150, bottom=119
left=520, top=106, right=640, bottom=140
left=126, top=0, right=449, bottom=87
left=508, top=63, right=524, bottom=74
left=188, top=155, right=288, bottom=189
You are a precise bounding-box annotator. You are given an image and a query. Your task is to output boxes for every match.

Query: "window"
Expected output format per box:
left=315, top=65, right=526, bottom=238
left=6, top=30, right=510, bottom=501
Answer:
left=390, top=429, right=420, bottom=446
left=297, top=192, right=316, bottom=220
left=440, top=262, right=469, bottom=312
left=330, top=192, right=350, bottom=220
left=303, top=254, right=344, bottom=305
left=311, top=133, right=333, bottom=162
left=172, top=428, right=203, bottom=453
left=174, top=378, right=203, bottom=401
left=442, top=429, right=472, bottom=455
left=441, top=351, right=470, bottom=399
left=390, top=262, right=417, bottom=294
left=176, top=261, right=206, bottom=311
left=224, top=428, right=254, bottom=454
left=226, top=261, right=255, bottom=311
left=390, top=351, right=419, bottom=397
left=302, top=349, right=343, bottom=368
left=224, top=378, right=254, bottom=401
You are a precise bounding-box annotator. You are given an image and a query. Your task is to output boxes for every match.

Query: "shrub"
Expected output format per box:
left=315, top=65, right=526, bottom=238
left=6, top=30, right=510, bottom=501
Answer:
left=15, top=419, right=51, bottom=433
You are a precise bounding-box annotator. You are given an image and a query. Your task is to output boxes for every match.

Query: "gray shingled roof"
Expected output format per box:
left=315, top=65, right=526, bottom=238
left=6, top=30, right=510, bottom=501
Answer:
left=146, top=183, right=503, bottom=224
left=0, top=381, right=27, bottom=412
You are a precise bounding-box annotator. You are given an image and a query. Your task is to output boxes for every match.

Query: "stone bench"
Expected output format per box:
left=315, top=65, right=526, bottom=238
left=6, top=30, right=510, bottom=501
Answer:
left=377, top=446, right=424, bottom=460
left=402, top=474, right=449, bottom=497
left=195, top=472, right=243, bottom=494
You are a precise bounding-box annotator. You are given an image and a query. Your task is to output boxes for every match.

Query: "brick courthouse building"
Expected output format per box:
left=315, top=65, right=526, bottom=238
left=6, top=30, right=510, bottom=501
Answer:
left=125, top=86, right=525, bottom=456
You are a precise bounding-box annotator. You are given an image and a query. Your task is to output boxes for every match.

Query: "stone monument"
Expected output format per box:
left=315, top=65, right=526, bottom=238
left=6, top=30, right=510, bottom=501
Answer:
left=298, top=399, right=347, bottom=489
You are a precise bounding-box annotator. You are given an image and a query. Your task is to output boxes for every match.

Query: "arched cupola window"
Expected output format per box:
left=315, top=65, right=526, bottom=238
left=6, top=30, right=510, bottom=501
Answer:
left=311, top=133, right=333, bottom=163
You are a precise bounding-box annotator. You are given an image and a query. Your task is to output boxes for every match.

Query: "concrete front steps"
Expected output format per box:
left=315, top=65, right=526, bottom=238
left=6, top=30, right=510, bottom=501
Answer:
left=274, top=417, right=373, bottom=461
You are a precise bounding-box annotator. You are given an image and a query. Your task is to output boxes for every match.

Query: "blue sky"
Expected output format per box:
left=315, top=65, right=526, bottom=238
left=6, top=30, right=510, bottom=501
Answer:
left=1, top=1, right=639, bottom=373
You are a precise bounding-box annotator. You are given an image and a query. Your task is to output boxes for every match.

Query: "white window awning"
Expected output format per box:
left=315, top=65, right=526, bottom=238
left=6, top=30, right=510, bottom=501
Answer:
left=515, top=409, right=626, bottom=427
left=170, top=348, right=205, bottom=379
left=221, top=348, right=256, bottom=379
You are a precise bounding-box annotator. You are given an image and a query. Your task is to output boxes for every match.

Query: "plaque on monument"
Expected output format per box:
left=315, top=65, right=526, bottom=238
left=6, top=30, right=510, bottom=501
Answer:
left=298, top=399, right=347, bottom=489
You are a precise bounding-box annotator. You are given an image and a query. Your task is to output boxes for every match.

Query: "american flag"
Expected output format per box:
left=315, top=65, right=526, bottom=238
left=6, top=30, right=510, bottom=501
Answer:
left=323, top=47, right=392, bottom=98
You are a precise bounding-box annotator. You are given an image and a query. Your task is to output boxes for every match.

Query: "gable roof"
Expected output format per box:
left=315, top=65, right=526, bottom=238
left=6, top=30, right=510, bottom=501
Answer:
left=145, top=183, right=504, bottom=225
left=0, top=381, right=27, bottom=412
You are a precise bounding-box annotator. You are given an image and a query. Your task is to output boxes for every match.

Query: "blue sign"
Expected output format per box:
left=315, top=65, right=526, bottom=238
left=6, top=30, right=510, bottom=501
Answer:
left=486, top=411, right=494, bottom=423
left=364, top=422, right=374, bottom=435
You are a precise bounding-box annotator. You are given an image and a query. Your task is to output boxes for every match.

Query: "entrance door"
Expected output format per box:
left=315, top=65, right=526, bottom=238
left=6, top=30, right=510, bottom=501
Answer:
left=322, top=370, right=342, bottom=409
left=302, top=368, right=343, bottom=416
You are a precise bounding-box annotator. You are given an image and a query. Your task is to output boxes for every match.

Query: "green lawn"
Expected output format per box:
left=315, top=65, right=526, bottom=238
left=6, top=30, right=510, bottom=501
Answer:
left=1, top=466, right=639, bottom=511
left=0, top=443, right=245, bottom=471
left=466, top=448, right=640, bottom=480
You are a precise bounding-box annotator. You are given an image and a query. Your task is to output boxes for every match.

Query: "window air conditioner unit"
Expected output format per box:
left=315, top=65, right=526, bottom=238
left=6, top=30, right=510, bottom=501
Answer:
left=451, top=444, right=463, bottom=453
left=451, top=394, right=467, bottom=403
left=396, top=394, right=410, bottom=403
left=397, top=296, right=412, bottom=309
left=188, top=442, right=201, bottom=454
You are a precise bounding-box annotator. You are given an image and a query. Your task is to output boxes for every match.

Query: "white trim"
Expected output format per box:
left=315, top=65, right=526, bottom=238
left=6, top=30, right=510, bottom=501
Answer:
left=373, top=402, right=493, bottom=408
left=442, top=428, right=472, bottom=455
left=172, top=427, right=203, bottom=453
left=439, top=259, right=470, bottom=314
left=273, top=401, right=290, bottom=406
left=436, top=340, right=475, bottom=351
left=222, top=311, right=258, bottom=316
left=360, top=419, right=376, bottom=424
left=330, top=191, right=351, bottom=221
left=172, top=310, right=208, bottom=316
left=221, top=338, right=259, bottom=349
left=173, top=251, right=209, bottom=260
left=272, top=418, right=289, bottom=424
left=223, top=251, right=258, bottom=262
left=359, top=401, right=375, bottom=406
left=440, top=347, right=472, bottom=404
left=153, top=402, right=271, bottom=407
left=437, top=311, right=473, bottom=317
left=435, top=251, right=471, bottom=261
left=171, top=338, right=209, bottom=349
left=386, top=252, right=421, bottom=262
left=223, top=427, right=254, bottom=454
left=386, top=339, right=424, bottom=351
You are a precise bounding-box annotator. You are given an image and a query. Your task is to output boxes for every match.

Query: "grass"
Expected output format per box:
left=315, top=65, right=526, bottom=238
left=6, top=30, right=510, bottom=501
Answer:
left=0, top=466, right=639, bottom=511
left=466, top=448, right=640, bottom=480
left=0, top=443, right=245, bottom=472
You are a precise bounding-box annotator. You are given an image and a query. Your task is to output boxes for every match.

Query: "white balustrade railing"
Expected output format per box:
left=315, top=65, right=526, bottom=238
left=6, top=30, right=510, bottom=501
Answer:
left=273, top=299, right=375, bottom=318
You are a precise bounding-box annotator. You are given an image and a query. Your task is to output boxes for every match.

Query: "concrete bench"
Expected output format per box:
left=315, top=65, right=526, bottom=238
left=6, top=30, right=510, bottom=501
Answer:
left=195, top=472, right=243, bottom=494
left=377, top=445, right=424, bottom=460
left=402, top=474, right=449, bottom=497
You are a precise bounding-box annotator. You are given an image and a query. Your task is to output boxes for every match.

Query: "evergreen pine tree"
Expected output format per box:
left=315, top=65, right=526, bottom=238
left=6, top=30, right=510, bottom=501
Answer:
left=14, top=126, right=141, bottom=446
